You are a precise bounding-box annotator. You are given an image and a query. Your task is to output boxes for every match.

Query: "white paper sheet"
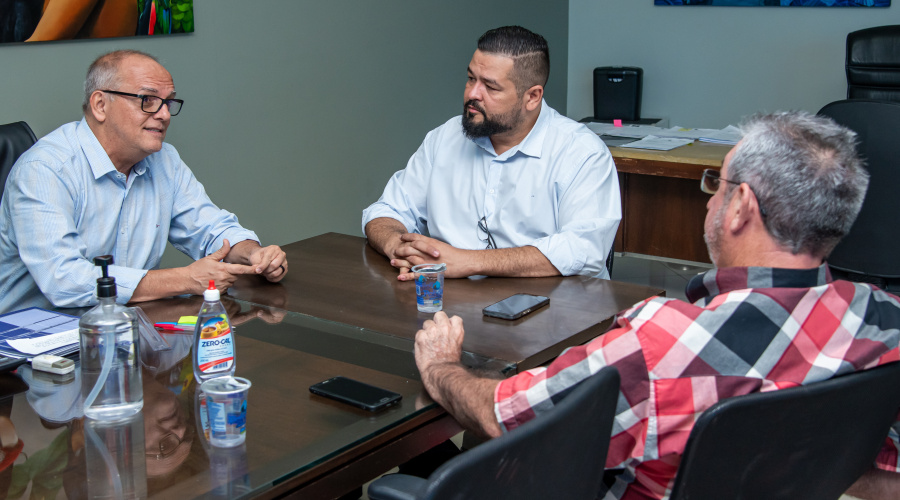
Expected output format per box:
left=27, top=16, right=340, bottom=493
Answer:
left=618, top=135, right=695, bottom=151
left=8, top=329, right=78, bottom=355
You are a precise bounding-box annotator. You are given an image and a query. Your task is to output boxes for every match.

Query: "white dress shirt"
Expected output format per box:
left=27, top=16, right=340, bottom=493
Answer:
left=0, top=119, right=258, bottom=312
left=362, top=101, right=621, bottom=278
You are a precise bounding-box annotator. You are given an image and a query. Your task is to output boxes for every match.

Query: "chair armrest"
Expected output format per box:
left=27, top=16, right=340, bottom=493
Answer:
left=367, top=474, right=428, bottom=500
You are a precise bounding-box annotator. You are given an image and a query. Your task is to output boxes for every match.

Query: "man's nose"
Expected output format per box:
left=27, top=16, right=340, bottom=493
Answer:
left=154, top=102, right=172, bottom=119
left=465, top=82, right=482, bottom=101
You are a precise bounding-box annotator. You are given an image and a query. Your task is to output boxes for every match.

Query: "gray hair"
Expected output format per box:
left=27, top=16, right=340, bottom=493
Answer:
left=83, top=50, right=161, bottom=112
left=727, top=111, right=869, bottom=258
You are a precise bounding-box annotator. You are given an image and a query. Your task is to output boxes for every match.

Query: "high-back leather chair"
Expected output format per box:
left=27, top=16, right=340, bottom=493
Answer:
left=669, top=362, right=900, bottom=500
left=0, top=121, right=37, bottom=198
left=368, top=366, right=621, bottom=500
left=818, top=100, right=900, bottom=291
left=846, top=25, right=900, bottom=102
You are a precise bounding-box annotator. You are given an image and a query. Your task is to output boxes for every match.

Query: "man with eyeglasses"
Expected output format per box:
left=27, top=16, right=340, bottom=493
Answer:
left=411, top=111, right=900, bottom=499
left=0, top=50, right=287, bottom=312
left=362, top=26, right=621, bottom=281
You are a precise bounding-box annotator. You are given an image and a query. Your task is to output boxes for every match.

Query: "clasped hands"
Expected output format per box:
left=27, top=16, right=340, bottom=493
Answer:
left=387, top=233, right=476, bottom=280
left=186, top=239, right=288, bottom=294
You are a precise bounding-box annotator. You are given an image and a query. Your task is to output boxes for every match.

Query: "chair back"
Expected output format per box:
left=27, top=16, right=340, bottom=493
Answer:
left=422, top=366, right=620, bottom=500
left=846, top=25, right=900, bottom=102
left=817, top=99, right=900, bottom=286
left=0, top=121, right=37, bottom=198
left=669, top=362, right=900, bottom=500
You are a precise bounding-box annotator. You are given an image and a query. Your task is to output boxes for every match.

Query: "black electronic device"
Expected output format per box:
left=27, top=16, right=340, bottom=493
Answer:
left=309, top=376, right=402, bottom=412
left=593, top=66, right=643, bottom=121
left=483, top=293, right=550, bottom=320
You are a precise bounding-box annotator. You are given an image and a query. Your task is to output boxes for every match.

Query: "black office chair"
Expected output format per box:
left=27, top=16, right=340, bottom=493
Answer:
left=817, top=100, right=900, bottom=292
left=0, top=121, right=37, bottom=198
left=846, top=25, right=900, bottom=102
left=669, top=362, right=900, bottom=500
left=367, top=366, right=621, bottom=500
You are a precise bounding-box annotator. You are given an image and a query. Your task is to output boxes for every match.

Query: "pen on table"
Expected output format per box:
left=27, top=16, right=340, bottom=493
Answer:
left=153, top=322, right=194, bottom=332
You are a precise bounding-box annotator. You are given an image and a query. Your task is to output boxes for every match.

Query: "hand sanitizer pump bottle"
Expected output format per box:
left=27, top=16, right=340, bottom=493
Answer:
left=79, top=255, right=144, bottom=420
left=192, top=280, right=236, bottom=383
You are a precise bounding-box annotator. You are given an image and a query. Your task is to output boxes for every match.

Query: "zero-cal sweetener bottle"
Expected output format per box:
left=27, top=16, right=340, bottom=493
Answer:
left=192, top=280, right=236, bottom=382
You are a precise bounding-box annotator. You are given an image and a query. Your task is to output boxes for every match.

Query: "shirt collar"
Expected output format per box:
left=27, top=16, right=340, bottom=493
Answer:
left=77, top=118, right=149, bottom=180
left=685, top=264, right=832, bottom=304
left=471, top=99, right=548, bottom=160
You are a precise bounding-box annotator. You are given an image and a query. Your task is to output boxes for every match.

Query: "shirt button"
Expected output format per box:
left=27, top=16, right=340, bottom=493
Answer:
left=490, top=189, right=495, bottom=194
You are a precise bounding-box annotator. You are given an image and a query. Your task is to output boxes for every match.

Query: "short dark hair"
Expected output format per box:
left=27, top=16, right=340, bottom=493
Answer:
left=477, top=26, right=549, bottom=95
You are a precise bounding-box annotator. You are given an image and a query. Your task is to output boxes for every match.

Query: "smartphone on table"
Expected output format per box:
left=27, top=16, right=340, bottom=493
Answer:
left=309, top=376, right=402, bottom=412
left=482, top=293, right=550, bottom=320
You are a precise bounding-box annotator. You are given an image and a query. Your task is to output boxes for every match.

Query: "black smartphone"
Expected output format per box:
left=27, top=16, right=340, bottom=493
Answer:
left=309, top=376, right=402, bottom=412
left=483, top=293, right=550, bottom=320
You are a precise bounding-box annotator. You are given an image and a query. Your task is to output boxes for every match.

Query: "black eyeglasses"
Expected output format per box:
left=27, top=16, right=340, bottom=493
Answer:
left=701, top=169, right=768, bottom=218
left=101, top=90, right=183, bottom=116
left=478, top=216, right=496, bottom=249
left=149, top=432, right=182, bottom=460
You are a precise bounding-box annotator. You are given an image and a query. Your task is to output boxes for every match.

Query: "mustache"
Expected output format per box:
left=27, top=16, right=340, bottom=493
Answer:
left=465, top=100, right=486, bottom=115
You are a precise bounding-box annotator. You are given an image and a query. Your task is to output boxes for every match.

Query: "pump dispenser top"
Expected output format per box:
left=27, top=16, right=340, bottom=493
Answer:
left=93, top=255, right=117, bottom=298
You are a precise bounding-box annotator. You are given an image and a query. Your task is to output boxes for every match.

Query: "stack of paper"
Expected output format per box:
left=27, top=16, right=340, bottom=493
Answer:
left=0, top=308, right=80, bottom=358
left=698, top=125, right=742, bottom=146
left=619, top=135, right=695, bottom=151
left=585, top=122, right=743, bottom=146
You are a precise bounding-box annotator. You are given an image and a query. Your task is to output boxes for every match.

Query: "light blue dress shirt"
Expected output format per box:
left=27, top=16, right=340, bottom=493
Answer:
left=0, top=119, right=258, bottom=312
left=362, top=101, right=621, bottom=278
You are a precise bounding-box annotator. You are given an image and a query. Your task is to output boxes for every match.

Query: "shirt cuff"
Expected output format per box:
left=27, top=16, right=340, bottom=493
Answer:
left=106, top=265, right=149, bottom=304
left=210, top=229, right=260, bottom=256
left=528, top=236, right=588, bottom=277
left=362, top=204, right=417, bottom=234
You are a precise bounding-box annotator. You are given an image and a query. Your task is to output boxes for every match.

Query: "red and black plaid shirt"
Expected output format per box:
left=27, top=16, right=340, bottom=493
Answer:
left=495, top=265, right=900, bottom=500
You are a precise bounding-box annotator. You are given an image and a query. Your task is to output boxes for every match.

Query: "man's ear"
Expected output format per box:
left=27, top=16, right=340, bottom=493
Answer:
left=523, top=85, right=543, bottom=111
left=88, top=91, right=108, bottom=123
left=727, top=184, right=755, bottom=234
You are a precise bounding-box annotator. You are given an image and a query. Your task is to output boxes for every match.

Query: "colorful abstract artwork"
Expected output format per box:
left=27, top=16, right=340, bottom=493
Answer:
left=0, top=0, right=193, bottom=44
left=656, top=0, right=889, bottom=5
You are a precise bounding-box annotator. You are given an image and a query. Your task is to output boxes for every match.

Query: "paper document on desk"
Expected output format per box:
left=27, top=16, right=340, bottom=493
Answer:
left=698, top=125, right=742, bottom=145
left=618, top=136, right=694, bottom=151
left=585, top=122, right=669, bottom=139
left=0, top=307, right=80, bottom=358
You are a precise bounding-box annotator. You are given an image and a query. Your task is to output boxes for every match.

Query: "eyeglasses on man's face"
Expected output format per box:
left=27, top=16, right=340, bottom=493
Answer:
left=700, top=168, right=768, bottom=218
left=101, top=90, right=183, bottom=116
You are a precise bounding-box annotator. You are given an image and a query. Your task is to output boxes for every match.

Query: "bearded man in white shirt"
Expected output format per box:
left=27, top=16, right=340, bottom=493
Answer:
left=362, top=26, right=621, bottom=281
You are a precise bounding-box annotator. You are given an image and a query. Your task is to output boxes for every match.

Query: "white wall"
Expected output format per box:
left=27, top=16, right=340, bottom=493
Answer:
left=568, top=0, right=896, bottom=128
left=1, top=1, right=568, bottom=268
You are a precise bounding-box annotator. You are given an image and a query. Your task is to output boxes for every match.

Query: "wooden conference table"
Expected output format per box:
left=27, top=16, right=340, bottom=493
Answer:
left=0, top=233, right=663, bottom=499
left=608, top=141, right=733, bottom=263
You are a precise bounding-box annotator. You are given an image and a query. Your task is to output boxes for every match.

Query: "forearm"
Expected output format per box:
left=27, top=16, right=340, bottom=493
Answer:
left=422, top=362, right=503, bottom=438
left=465, top=245, right=560, bottom=278
left=224, top=239, right=261, bottom=265
left=846, top=468, right=900, bottom=500
left=365, top=217, right=408, bottom=258
left=130, top=268, right=195, bottom=303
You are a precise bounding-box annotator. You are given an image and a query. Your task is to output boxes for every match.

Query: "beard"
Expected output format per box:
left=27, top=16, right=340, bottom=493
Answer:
left=461, top=99, right=523, bottom=139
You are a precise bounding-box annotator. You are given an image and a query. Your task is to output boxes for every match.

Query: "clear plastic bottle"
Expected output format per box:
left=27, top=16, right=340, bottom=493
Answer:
left=192, top=281, right=236, bottom=382
left=79, top=255, right=143, bottom=420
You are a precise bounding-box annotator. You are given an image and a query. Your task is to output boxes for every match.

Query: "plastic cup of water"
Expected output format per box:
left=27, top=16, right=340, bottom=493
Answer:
left=201, top=376, right=251, bottom=447
left=412, top=263, right=446, bottom=313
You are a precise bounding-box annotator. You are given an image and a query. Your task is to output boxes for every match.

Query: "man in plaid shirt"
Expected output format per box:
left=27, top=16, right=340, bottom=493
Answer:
left=413, top=111, right=900, bottom=499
